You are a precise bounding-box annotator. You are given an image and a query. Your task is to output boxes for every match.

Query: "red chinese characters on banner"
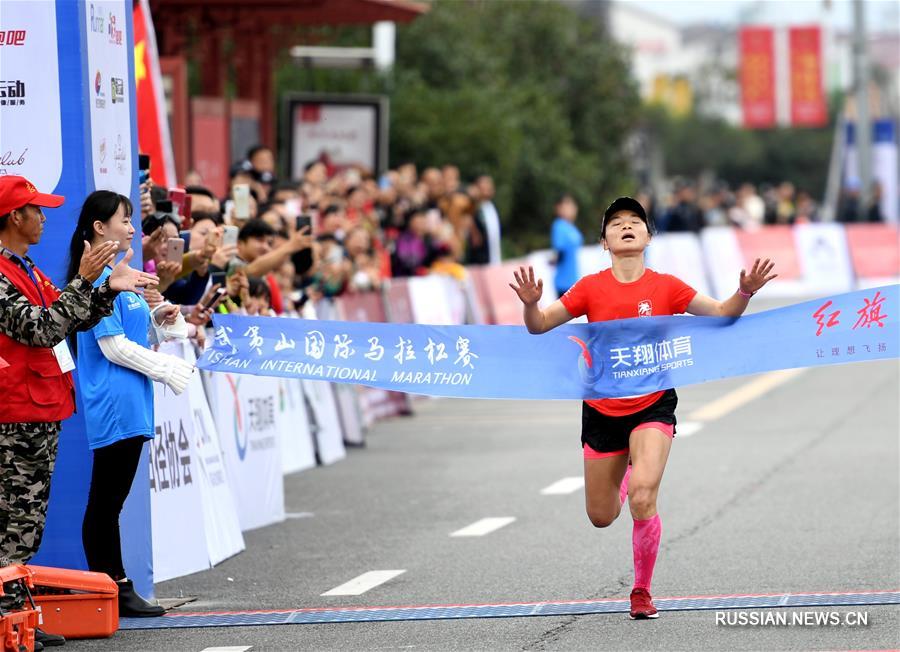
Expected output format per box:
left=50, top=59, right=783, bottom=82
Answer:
left=789, top=26, right=827, bottom=128
left=739, top=27, right=776, bottom=129
left=851, top=291, right=887, bottom=330
left=812, top=291, right=889, bottom=336
left=812, top=300, right=840, bottom=336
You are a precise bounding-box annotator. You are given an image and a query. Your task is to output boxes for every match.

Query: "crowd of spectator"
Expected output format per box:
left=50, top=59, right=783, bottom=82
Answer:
left=141, top=146, right=503, bottom=318
left=634, top=178, right=887, bottom=234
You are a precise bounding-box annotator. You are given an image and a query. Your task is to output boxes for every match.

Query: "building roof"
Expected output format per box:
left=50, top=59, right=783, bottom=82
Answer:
left=149, top=0, right=428, bottom=25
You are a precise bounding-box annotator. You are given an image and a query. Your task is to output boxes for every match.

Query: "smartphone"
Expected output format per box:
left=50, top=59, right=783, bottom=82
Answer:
left=209, top=270, right=226, bottom=287
left=178, top=230, right=192, bottom=250
left=138, top=154, right=151, bottom=185
left=222, top=225, right=239, bottom=247
left=296, top=214, right=312, bottom=232
left=201, top=286, right=228, bottom=311
left=169, top=187, right=186, bottom=219
left=233, top=184, right=250, bottom=220
left=181, top=195, right=193, bottom=229
left=165, top=237, right=185, bottom=263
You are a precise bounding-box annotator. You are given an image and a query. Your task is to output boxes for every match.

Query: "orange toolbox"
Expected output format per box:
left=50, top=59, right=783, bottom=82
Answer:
left=26, top=566, right=118, bottom=639
left=0, top=564, right=39, bottom=652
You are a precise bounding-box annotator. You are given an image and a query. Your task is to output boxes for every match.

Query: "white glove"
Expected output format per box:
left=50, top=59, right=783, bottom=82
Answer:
left=150, top=303, right=189, bottom=342
left=160, top=354, right=194, bottom=395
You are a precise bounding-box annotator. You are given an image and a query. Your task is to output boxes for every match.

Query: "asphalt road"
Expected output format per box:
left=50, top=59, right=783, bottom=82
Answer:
left=68, top=354, right=899, bottom=651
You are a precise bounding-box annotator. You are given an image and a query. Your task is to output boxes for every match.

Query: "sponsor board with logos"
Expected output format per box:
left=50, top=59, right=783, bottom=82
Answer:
left=0, top=6, right=62, bottom=189
left=84, top=1, right=131, bottom=193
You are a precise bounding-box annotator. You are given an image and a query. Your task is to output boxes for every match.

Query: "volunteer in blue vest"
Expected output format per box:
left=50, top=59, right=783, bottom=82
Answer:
left=0, top=176, right=158, bottom=649
left=66, top=190, right=195, bottom=618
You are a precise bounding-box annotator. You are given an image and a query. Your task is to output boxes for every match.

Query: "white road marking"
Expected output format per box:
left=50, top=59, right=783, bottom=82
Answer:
left=200, top=647, right=252, bottom=652
left=540, top=477, right=584, bottom=495
left=687, top=369, right=806, bottom=422
left=450, top=517, right=516, bottom=537
left=674, top=421, right=703, bottom=438
left=321, top=570, right=406, bottom=596
left=285, top=512, right=314, bottom=519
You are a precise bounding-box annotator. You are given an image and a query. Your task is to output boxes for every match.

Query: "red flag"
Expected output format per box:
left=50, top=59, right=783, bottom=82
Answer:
left=133, top=0, right=175, bottom=186
left=789, top=26, right=827, bottom=127
left=739, top=27, right=776, bottom=129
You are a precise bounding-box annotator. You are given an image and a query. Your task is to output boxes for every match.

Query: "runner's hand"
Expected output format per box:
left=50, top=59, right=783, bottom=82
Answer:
left=509, top=265, right=543, bottom=306
left=740, top=258, right=777, bottom=295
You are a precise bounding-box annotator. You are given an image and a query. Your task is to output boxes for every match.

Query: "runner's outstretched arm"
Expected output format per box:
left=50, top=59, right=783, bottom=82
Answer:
left=687, top=258, right=777, bottom=317
left=510, top=265, right=574, bottom=334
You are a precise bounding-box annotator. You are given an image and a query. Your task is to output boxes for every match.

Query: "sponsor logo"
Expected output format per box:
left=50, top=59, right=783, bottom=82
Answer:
left=113, top=135, right=126, bottom=174
left=94, top=70, right=106, bottom=108
left=0, top=148, right=28, bottom=173
left=227, top=376, right=249, bottom=461
left=569, top=335, right=604, bottom=385
left=0, top=30, right=27, bottom=47
left=89, top=4, right=104, bottom=33
left=107, top=13, right=123, bottom=45
left=98, top=138, right=108, bottom=174
left=110, top=77, right=124, bottom=104
left=88, top=5, right=122, bottom=45
left=638, top=300, right=653, bottom=317
left=0, top=80, right=25, bottom=107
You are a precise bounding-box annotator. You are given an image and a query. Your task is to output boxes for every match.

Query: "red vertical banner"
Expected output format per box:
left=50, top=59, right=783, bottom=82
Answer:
left=133, top=0, right=175, bottom=187
left=739, top=27, right=776, bottom=129
left=789, top=26, right=827, bottom=127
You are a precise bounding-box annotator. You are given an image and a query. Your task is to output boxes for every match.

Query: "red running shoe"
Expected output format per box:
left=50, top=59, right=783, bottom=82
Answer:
left=629, top=588, right=659, bottom=619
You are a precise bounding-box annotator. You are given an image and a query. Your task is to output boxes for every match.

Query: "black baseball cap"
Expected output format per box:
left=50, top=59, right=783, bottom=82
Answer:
left=601, top=196, right=652, bottom=237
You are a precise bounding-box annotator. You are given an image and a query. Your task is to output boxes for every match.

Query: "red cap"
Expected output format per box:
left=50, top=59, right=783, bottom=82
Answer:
left=0, top=176, right=65, bottom=216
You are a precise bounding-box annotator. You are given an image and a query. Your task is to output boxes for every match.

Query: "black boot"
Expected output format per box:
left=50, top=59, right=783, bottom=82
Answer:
left=34, top=629, right=65, bottom=647
left=117, top=579, right=166, bottom=617
left=35, top=628, right=65, bottom=647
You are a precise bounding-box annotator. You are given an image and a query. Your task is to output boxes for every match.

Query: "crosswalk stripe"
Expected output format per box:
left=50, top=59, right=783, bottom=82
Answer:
left=321, top=570, right=406, bottom=596
left=450, top=517, right=516, bottom=537
left=687, top=369, right=805, bottom=422
left=540, top=477, right=584, bottom=495
left=674, top=421, right=703, bottom=438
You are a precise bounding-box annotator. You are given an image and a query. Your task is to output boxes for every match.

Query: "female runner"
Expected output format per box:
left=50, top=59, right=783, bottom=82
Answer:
left=510, top=196, right=776, bottom=618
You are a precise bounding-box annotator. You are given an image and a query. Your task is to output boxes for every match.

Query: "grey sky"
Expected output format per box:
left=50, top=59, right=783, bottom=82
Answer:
left=624, top=0, right=898, bottom=31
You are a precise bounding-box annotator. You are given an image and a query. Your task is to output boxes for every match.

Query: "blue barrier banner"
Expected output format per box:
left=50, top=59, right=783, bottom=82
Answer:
left=199, top=286, right=899, bottom=399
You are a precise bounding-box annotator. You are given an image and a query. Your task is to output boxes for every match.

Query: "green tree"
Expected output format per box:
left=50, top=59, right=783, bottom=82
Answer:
left=276, top=0, right=641, bottom=255
left=390, top=0, right=640, bottom=253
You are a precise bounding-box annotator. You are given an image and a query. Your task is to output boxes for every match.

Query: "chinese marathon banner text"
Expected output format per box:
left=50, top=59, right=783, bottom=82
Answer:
left=739, top=26, right=776, bottom=129
left=789, top=26, right=827, bottom=128
left=199, top=286, right=899, bottom=400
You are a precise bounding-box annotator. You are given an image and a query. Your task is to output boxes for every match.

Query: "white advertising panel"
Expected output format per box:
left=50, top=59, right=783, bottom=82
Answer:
left=210, top=372, right=285, bottom=531
left=408, top=275, right=454, bottom=325
left=0, top=1, right=63, bottom=189
left=275, top=378, right=317, bottom=474
left=84, top=0, right=132, bottom=194
left=183, top=345, right=245, bottom=566
left=291, top=102, right=376, bottom=179
left=302, top=380, right=346, bottom=466
left=793, top=223, right=854, bottom=294
left=149, top=344, right=209, bottom=582
left=645, top=233, right=712, bottom=298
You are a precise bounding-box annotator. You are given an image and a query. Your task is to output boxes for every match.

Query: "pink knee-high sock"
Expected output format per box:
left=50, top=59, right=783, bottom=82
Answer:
left=632, top=513, right=662, bottom=591
left=619, top=465, right=632, bottom=505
